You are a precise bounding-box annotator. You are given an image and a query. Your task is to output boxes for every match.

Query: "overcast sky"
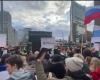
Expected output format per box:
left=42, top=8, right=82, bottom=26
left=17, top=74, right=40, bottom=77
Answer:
left=3, top=1, right=94, bottom=40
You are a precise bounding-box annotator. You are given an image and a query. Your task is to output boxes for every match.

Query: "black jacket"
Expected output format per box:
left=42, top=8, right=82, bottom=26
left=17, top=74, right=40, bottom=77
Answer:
left=68, top=70, right=91, bottom=80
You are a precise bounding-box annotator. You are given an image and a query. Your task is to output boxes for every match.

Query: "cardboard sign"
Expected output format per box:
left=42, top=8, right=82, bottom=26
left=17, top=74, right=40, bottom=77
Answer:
left=41, top=38, right=56, bottom=49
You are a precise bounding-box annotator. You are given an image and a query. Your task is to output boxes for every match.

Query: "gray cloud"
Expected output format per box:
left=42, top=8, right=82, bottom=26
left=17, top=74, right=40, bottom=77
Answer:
left=55, top=1, right=71, bottom=15
left=4, top=1, right=47, bottom=11
left=3, top=1, right=93, bottom=40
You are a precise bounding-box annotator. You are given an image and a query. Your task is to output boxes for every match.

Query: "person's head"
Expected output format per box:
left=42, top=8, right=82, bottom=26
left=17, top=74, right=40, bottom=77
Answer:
left=1, top=54, right=11, bottom=64
left=36, top=48, right=48, bottom=59
left=6, top=54, right=23, bottom=75
left=65, top=57, right=84, bottom=72
left=34, top=51, right=39, bottom=58
left=90, top=57, right=100, bottom=71
left=49, top=63, right=66, bottom=79
left=74, top=48, right=81, bottom=54
left=1, top=47, right=4, bottom=51
left=91, top=47, right=95, bottom=52
left=26, top=53, right=35, bottom=65
left=60, top=48, right=65, bottom=53
left=20, top=55, right=28, bottom=66
left=44, top=53, right=50, bottom=60
left=54, top=49, right=60, bottom=55
left=74, top=54, right=84, bottom=61
left=51, top=54, right=65, bottom=63
left=83, top=49, right=92, bottom=58
left=85, top=56, right=92, bottom=65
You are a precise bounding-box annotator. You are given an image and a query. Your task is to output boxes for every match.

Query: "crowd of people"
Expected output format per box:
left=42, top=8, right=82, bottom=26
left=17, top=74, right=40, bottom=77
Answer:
left=0, top=45, right=100, bottom=80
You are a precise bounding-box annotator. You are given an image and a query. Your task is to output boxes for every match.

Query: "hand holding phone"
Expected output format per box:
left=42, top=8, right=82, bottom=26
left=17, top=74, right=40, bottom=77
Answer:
left=36, top=48, right=48, bottom=61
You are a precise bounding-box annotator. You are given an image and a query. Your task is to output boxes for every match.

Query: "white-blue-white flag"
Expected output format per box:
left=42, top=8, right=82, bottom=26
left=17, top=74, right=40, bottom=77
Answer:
left=91, top=26, right=100, bottom=43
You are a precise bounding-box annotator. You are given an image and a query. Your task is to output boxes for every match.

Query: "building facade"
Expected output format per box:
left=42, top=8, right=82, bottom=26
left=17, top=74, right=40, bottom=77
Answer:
left=70, top=1, right=86, bottom=43
left=0, top=11, right=18, bottom=47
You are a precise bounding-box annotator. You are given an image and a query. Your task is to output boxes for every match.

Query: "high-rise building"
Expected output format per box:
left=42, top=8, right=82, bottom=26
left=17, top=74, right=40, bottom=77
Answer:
left=0, top=11, right=18, bottom=47
left=8, top=26, right=18, bottom=47
left=69, top=1, right=86, bottom=43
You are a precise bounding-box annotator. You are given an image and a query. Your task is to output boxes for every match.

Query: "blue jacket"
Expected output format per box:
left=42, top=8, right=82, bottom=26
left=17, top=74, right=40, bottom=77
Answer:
left=0, top=64, right=6, bottom=72
left=7, top=70, right=36, bottom=80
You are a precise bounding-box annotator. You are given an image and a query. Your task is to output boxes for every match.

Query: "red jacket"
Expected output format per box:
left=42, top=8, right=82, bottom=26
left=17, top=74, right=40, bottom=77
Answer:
left=90, top=67, right=100, bottom=80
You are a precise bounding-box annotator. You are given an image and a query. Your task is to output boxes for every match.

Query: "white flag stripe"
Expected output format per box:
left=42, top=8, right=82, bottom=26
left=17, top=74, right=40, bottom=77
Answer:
left=91, top=37, right=100, bottom=43
left=93, top=26, right=100, bottom=31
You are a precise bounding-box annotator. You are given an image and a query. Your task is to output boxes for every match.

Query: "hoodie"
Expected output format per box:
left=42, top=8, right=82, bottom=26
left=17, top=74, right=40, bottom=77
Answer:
left=7, top=70, right=36, bottom=80
left=36, top=61, right=74, bottom=80
left=68, top=70, right=91, bottom=80
left=90, top=66, right=100, bottom=80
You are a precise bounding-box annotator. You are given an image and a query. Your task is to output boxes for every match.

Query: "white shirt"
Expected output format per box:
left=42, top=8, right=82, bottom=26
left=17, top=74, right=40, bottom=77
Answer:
left=0, top=71, right=9, bottom=80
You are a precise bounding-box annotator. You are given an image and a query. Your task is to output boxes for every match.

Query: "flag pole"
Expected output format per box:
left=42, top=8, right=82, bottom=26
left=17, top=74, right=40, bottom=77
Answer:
left=81, top=34, right=83, bottom=54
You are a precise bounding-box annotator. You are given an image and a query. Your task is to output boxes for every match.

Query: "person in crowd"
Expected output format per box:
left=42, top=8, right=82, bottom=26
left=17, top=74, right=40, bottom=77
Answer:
left=54, top=49, right=60, bottom=55
left=83, top=48, right=92, bottom=59
left=65, top=56, right=91, bottom=80
left=0, top=52, right=11, bottom=80
left=25, top=53, right=37, bottom=80
left=26, top=53, right=36, bottom=74
left=20, top=54, right=28, bottom=67
left=89, top=57, right=100, bottom=80
left=67, top=47, right=74, bottom=57
left=0, top=54, right=11, bottom=64
left=14, top=46, right=21, bottom=55
left=52, top=50, right=67, bottom=60
left=43, top=51, right=50, bottom=74
left=51, top=54, right=65, bottom=64
left=85, top=56, right=92, bottom=66
left=35, top=49, right=73, bottom=80
left=60, top=48, right=67, bottom=59
left=2, top=48, right=8, bottom=55
left=33, top=51, right=39, bottom=59
left=60, top=48, right=66, bottom=56
left=73, top=53, right=90, bottom=74
left=91, top=48, right=100, bottom=58
left=0, top=47, right=4, bottom=58
left=74, top=48, right=81, bottom=54
left=48, top=49, right=53, bottom=57
left=6, top=54, right=36, bottom=80
left=0, top=54, right=11, bottom=71
left=74, top=54, right=84, bottom=61
left=0, top=54, right=11, bottom=80
left=74, top=54, right=90, bottom=74
left=20, top=50, right=27, bottom=56
left=65, top=48, right=68, bottom=57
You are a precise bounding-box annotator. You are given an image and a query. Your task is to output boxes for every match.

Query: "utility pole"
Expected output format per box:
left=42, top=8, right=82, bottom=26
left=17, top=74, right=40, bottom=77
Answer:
left=1, top=0, right=3, bottom=33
